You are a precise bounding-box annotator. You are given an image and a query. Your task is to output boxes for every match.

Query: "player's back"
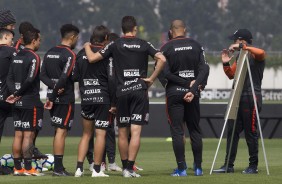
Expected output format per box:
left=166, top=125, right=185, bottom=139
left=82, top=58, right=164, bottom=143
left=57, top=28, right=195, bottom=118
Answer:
left=42, top=45, right=76, bottom=104
left=10, top=48, right=42, bottom=108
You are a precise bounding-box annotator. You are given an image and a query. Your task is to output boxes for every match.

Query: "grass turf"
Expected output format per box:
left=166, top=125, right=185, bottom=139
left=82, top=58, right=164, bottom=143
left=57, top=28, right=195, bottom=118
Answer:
left=0, top=137, right=281, bottom=184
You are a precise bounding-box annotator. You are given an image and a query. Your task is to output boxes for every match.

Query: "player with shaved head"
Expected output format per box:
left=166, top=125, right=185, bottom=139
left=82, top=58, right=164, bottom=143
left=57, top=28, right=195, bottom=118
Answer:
left=161, top=19, right=209, bottom=176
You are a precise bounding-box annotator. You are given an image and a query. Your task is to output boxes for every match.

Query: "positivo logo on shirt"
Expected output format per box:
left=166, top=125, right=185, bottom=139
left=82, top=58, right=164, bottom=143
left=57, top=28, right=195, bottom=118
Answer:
left=123, top=44, right=140, bottom=49
left=174, top=46, right=192, bottom=52
left=47, top=55, right=60, bottom=59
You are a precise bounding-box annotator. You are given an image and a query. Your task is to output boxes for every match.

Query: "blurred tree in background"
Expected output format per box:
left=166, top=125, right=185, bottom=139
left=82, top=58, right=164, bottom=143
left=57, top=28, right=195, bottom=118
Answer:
left=1, top=0, right=282, bottom=52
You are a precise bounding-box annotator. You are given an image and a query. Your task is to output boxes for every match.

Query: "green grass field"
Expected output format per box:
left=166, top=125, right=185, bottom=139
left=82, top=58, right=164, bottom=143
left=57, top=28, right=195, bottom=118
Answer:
left=0, top=137, right=281, bottom=184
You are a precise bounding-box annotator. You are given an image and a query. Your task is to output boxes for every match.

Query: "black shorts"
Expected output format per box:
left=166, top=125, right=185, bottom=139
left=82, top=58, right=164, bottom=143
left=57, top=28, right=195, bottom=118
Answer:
left=13, top=107, right=43, bottom=131
left=50, top=103, right=74, bottom=130
left=116, top=90, right=149, bottom=127
left=81, top=104, right=112, bottom=129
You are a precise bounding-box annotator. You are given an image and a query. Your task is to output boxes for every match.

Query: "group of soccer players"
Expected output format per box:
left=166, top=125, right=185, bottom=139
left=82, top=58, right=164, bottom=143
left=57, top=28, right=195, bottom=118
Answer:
left=1, top=7, right=264, bottom=178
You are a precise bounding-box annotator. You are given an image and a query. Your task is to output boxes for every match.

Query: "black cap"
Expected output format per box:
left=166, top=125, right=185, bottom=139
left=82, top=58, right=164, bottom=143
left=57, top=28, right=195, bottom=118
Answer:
left=228, top=29, right=252, bottom=44
left=0, top=9, right=16, bottom=28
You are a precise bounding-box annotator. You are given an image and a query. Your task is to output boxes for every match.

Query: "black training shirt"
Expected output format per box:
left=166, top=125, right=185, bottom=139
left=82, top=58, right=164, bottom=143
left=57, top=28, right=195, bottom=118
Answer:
left=40, top=45, right=76, bottom=104
left=160, top=36, right=209, bottom=97
left=0, top=44, right=17, bottom=102
left=6, top=48, right=43, bottom=109
left=99, top=36, right=158, bottom=97
left=73, top=44, right=114, bottom=105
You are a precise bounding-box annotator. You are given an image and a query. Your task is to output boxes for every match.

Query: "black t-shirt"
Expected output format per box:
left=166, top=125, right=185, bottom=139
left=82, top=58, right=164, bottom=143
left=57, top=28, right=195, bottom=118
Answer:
left=99, top=36, right=158, bottom=97
left=236, top=54, right=265, bottom=96
left=160, top=36, right=209, bottom=97
left=73, top=44, right=114, bottom=105
left=6, top=48, right=43, bottom=109
left=0, top=44, right=17, bottom=102
left=40, top=45, right=76, bottom=104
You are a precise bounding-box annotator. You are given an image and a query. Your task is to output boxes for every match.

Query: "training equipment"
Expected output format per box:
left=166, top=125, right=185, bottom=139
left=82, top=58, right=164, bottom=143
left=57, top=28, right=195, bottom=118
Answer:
left=210, top=50, right=269, bottom=175
left=32, top=159, right=43, bottom=172
left=0, top=154, right=14, bottom=169
left=42, top=154, right=54, bottom=170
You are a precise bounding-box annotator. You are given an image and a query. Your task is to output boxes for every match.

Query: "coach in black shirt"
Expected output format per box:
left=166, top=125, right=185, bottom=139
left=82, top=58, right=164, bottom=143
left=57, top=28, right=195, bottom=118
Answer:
left=161, top=20, right=209, bottom=176
left=84, top=16, right=166, bottom=177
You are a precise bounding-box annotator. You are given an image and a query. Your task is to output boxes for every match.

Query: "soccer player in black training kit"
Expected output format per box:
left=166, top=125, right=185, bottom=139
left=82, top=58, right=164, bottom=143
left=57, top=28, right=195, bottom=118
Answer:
left=213, top=29, right=266, bottom=174
left=14, top=21, right=47, bottom=159
left=0, top=9, right=16, bottom=144
left=84, top=16, right=166, bottom=177
left=86, top=32, right=122, bottom=173
left=0, top=28, right=16, bottom=175
left=40, top=24, right=79, bottom=176
left=73, top=25, right=117, bottom=177
left=6, top=28, right=43, bottom=176
left=161, top=20, right=209, bottom=176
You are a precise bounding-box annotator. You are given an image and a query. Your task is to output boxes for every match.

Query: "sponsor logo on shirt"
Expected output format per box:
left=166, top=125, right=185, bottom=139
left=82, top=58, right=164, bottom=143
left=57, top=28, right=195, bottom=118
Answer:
left=124, top=78, right=138, bottom=85
left=95, top=120, right=109, bottom=128
left=15, top=83, right=21, bottom=90
left=47, top=55, right=60, bottom=59
left=100, top=41, right=114, bottom=54
left=84, top=89, right=101, bottom=94
left=63, top=57, right=72, bottom=73
left=0, top=95, right=3, bottom=100
left=123, top=44, right=140, bottom=49
left=83, top=79, right=100, bottom=86
left=124, top=69, right=140, bottom=77
left=30, top=59, right=36, bottom=77
left=13, top=60, right=23, bottom=63
left=131, top=114, right=142, bottom=121
left=174, top=46, right=192, bottom=52
left=82, top=56, right=88, bottom=60
left=176, top=88, right=189, bottom=92
left=55, top=97, right=60, bottom=103
left=82, top=97, right=104, bottom=103
left=179, top=70, right=194, bottom=78
left=51, top=116, right=62, bottom=125
left=119, top=117, right=130, bottom=123
left=15, top=100, right=22, bottom=106
left=121, top=83, right=142, bottom=92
